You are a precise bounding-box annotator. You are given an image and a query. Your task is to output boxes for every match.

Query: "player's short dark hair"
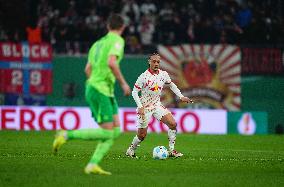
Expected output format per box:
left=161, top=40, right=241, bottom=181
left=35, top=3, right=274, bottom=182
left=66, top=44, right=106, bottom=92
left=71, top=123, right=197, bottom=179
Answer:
left=148, top=53, right=160, bottom=61
left=107, top=14, right=124, bottom=30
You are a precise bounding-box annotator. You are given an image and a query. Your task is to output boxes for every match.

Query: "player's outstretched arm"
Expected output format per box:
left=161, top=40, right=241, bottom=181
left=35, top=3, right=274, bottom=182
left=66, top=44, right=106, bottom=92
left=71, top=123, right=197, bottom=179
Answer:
left=168, top=82, right=183, bottom=98
left=168, top=82, right=193, bottom=103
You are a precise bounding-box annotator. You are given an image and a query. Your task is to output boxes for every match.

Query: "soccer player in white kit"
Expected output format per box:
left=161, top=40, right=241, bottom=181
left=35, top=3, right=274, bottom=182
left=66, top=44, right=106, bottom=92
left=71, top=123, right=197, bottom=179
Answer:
left=126, top=53, right=193, bottom=158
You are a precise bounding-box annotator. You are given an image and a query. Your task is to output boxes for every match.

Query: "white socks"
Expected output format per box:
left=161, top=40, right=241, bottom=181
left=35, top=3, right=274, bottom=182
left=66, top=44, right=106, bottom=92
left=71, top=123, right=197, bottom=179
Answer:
left=129, top=130, right=176, bottom=152
left=168, top=129, right=177, bottom=152
left=130, top=135, right=141, bottom=150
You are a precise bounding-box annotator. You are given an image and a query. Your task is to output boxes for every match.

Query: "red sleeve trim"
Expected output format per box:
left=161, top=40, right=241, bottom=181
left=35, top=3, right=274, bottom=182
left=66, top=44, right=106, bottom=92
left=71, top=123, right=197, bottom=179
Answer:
left=134, top=84, right=141, bottom=89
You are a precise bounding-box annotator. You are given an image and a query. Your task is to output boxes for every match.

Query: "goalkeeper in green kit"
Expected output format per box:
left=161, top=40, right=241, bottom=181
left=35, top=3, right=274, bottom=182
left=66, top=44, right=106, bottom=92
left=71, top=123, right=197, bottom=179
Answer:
left=52, top=14, right=131, bottom=175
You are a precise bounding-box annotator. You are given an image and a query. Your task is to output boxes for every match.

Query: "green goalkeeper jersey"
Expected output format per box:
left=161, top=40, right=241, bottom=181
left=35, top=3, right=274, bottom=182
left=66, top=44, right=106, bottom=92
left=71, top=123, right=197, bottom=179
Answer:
left=87, top=32, right=125, bottom=97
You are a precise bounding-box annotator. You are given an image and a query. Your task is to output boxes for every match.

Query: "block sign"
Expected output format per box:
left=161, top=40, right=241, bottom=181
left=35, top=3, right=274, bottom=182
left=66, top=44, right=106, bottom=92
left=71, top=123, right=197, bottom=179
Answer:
left=0, top=42, right=52, bottom=94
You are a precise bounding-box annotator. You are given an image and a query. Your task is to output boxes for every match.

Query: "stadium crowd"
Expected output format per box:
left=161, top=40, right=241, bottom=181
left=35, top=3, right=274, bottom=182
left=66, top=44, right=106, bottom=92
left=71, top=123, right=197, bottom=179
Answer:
left=0, top=0, right=283, bottom=54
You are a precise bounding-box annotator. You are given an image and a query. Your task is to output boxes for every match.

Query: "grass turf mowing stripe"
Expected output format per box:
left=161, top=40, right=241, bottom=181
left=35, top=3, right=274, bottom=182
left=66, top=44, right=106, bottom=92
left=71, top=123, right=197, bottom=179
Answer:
left=0, top=131, right=283, bottom=187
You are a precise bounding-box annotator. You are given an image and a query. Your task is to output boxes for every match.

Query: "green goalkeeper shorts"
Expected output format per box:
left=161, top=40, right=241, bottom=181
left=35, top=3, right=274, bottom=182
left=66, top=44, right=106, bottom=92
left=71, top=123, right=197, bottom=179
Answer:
left=85, top=84, right=118, bottom=124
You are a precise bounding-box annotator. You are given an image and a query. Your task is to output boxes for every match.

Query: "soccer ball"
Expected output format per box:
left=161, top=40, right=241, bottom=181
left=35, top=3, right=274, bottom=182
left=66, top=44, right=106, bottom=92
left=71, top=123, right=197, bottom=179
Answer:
left=152, top=146, right=169, bottom=160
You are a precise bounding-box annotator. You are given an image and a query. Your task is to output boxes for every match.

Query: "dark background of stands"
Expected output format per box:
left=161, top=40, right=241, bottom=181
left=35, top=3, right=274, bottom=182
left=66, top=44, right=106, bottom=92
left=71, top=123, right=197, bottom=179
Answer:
left=0, top=0, right=283, bottom=133
left=0, top=0, right=283, bottom=54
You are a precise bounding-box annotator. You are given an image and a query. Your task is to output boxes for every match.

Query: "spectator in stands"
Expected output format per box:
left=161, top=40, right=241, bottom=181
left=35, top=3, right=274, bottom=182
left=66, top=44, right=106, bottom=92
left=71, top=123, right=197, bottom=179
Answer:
left=26, top=22, right=42, bottom=43
left=137, top=15, right=155, bottom=48
left=121, top=0, right=140, bottom=23
left=2, top=0, right=282, bottom=53
left=140, top=0, right=157, bottom=16
left=235, top=3, right=252, bottom=28
left=157, top=2, right=175, bottom=44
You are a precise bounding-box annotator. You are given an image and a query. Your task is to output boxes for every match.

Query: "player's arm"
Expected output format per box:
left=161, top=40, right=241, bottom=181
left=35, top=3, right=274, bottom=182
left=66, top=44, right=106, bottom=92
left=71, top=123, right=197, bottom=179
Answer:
left=167, top=82, right=193, bottom=103
left=84, top=62, right=92, bottom=78
left=168, top=82, right=194, bottom=103
left=85, top=42, right=97, bottom=79
left=167, top=82, right=183, bottom=98
left=108, top=55, right=131, bottom=96
left=132, top=84, right=143, bottom=108
left=165, top=72, right=193, bottom=103
left=132, top=75, right=145, bottom=117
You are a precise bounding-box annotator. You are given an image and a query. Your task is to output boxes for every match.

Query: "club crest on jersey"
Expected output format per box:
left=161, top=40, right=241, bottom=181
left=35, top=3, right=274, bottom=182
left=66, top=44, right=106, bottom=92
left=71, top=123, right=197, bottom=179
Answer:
left=150, top=84, right=161, bottom=92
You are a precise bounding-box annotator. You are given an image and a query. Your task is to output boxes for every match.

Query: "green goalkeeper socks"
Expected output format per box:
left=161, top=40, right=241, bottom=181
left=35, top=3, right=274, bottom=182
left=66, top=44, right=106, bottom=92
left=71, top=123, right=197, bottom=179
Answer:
left=67, top=128, right=113, bottom=141
left=89, top=138, right=114, bottom=164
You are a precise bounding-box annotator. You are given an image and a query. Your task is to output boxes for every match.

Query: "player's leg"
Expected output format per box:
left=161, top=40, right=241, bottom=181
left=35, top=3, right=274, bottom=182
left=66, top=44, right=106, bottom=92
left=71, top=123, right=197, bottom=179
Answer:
left=112, top=98, right=121, bottom=139
left=85, top=99, right=120, bottom=175
left=84, top=122, right=114, bottom=175
left=126, top=110, right=151, bottom=157
left=112, top=114, right=121, bottom=139
left=52, top=86, right=113, bottom=154
left=66, top=96, right=119, bottom=141
left=67, top=85, right=114, bottom=140
left=126, top=127, right=147, bottom=157
left=84, top=89, right=118, bottom=175
left=154, top=106, right=183, bottom=157
left=53, top=86, right=115, bottom=174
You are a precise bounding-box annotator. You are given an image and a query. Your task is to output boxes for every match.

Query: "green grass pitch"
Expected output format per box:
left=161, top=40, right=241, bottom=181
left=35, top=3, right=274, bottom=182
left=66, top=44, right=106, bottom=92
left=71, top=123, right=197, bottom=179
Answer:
left=0, top=131, right=284, bottom=187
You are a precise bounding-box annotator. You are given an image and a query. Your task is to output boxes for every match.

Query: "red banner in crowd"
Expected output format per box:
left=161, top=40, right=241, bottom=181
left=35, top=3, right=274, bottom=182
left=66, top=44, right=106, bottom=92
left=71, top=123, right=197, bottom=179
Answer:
left=241, top=48, right=284, bottom=75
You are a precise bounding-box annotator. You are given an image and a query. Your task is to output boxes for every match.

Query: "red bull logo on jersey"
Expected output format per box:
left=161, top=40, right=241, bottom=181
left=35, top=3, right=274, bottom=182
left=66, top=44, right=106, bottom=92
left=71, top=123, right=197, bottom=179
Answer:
left=150, top=84, right=161, bottom=92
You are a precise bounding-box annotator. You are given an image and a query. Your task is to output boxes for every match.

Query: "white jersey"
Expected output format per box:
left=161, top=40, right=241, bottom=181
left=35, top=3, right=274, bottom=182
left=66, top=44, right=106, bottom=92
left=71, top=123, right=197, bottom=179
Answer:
left=133, top=69, right=172, bottom=110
